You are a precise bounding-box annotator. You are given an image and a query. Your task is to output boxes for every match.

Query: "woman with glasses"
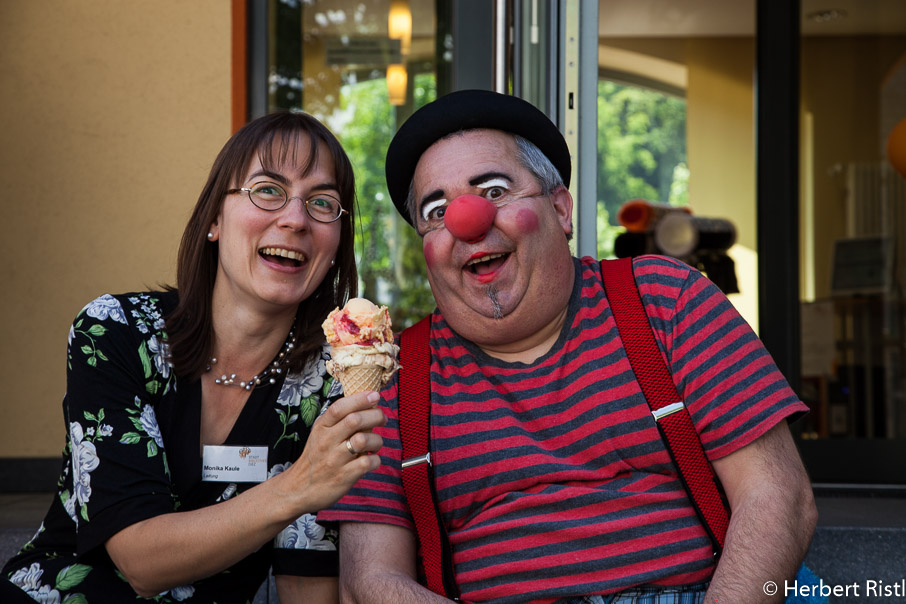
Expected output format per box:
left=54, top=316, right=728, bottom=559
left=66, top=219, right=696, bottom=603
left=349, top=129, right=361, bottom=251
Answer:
left=1, top=112, right=385, bottom=603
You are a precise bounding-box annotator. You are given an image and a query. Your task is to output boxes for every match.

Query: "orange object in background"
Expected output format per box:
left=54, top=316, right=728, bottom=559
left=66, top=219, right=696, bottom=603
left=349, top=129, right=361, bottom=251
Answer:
left=887, top=117, right=906, bottom=178
left=617, top=199, right=692, bottom=232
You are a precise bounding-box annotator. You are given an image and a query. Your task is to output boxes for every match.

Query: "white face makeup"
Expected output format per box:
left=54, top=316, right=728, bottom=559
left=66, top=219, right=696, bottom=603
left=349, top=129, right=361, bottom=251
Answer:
left=476, top=177, right=509, bottom=197
left=421, top=198, right=448, bottom=223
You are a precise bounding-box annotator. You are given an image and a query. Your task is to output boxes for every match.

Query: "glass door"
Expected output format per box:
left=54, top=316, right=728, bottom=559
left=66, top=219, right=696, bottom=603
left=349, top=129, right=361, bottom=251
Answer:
left=595, top=0, right=759, bottom=327
left=264, top=0, right=443, bottom=328
left=797, top=0, right=906, bottom=483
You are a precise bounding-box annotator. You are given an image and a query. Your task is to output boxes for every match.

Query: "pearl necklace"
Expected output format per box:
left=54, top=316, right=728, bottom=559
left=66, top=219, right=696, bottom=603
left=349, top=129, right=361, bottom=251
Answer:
left=206, top=327, right=296, bottom=391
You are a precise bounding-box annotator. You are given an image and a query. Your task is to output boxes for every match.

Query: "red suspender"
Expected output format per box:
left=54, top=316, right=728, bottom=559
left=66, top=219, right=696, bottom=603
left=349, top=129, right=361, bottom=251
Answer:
left=601, top=257, right=729, bottom=554
left=398, top=315, right=460, bottom=599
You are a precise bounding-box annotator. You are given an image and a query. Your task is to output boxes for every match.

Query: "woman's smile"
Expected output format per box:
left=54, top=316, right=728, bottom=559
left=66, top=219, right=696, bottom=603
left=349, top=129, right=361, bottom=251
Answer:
left=258, top=246, right=307, bottom=269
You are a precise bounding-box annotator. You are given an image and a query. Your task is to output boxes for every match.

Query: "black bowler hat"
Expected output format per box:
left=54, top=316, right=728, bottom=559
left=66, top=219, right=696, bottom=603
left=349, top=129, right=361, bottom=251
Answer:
left=385, top=89, right=571, bottom=225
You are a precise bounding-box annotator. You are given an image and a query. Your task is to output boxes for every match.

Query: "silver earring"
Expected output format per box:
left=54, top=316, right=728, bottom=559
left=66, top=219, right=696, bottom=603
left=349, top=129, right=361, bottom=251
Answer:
left=207, top=232, right=214, bottom=240
left=330, top=259, right=335, bottom=266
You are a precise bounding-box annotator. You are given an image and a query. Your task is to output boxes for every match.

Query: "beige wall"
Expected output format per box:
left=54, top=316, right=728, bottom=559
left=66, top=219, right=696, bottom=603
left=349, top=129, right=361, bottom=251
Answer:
left=0, top=2, right=232, bottom=458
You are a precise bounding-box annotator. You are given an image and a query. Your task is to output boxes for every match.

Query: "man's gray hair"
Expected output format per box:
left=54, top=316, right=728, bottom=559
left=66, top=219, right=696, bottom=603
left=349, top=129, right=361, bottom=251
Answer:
left=404, top=132, right=566, bottom=226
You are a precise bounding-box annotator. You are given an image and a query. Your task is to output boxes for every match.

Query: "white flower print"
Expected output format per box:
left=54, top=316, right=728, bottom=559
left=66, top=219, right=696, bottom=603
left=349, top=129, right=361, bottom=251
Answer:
left=217, top=483, right=238, bottom=502
left=277, top=373, right=324, bottom=407
left=277, top=375, right=304, bottom=408
left=277, top=355, right=326, bottom=408
left=326, top=374, right=344, bottom=399
left=275, top=347, right=332, bottom=445
left=30, top=583, right=62, bottom=604
left=83, top=294, right=128, bottom=324
left=70, top=422, right=99, bottom=512
left=68, top=324, right=75, bottom=346
left=62, top=490, right=77, bottom=524
left=317, top=396, right=332, bottom=420
left=148, top=334, right=171, bottom=379
left=10, top=561, right=43, bottom=591
left=98, top=424, right=113, bottom=437
left=270, top=461, right=337, bottom=551
left=169, top=585, right=195, bottom=601
left=268, top=462, right=289, bottom=479
left=139, top=404, right=165, bottom=449
left=10, top=563, right=62, bottom=604
left=276, top=514, right=336, bottom=551
left=132, top=310, right=150, bottom=334
left=28, top=522, right=46, bottom=545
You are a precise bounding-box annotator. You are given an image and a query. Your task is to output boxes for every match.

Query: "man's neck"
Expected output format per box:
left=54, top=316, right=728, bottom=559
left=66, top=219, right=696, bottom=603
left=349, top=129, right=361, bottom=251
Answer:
left=477, top=301, right=571, bottom=363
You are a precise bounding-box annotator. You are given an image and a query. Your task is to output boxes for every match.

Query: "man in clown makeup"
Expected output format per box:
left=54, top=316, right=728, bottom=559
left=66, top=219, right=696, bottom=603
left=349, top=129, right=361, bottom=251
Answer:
left=319, top=89, right=816, bottom=604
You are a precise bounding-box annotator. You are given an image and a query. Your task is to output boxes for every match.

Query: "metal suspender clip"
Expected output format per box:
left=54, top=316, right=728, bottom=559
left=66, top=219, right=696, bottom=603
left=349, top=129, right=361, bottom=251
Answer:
left=651, top=401, right=685, bottom=421
left=401, top=453, right=432, bottom=469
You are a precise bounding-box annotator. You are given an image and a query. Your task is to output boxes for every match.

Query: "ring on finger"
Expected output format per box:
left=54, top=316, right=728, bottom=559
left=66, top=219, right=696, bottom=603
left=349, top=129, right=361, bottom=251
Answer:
left=345, top=438, right=359, bottom=456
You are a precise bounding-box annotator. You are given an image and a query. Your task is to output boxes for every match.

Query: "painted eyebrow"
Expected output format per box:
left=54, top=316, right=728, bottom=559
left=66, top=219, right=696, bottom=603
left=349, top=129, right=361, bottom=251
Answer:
left=418, top=189, right=446, bottom=216
left=474, top=177, right=510, bottom=189
left=416, top=172, right=514, bottom=219
left=418, top=172, right=512, bottom=206
left=421, top=199, right=448, bottom=220
left=469, top=172, right=512, bottom=187
left=419, top=189, right=445, bottom=205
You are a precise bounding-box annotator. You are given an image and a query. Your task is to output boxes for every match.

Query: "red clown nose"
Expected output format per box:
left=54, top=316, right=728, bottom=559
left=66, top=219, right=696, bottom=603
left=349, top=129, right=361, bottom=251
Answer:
left=444, top=195, right=497, bottom=243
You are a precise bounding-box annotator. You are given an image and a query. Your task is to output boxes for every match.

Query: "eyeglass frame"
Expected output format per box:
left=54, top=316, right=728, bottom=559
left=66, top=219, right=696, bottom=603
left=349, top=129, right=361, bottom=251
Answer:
left=227, top=181, right=349, bottom=223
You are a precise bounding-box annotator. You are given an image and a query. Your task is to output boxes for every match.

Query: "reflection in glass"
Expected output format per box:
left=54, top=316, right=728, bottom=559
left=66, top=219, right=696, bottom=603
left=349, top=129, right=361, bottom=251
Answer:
left=268, top=0, right=439, bottom=328
left=800, top=6, right=906, bottom=443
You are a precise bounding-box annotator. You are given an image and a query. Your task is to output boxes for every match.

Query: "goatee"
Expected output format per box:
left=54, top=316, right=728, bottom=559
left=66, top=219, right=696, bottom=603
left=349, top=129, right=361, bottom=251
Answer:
left=487, top=284, right=503, bottom=320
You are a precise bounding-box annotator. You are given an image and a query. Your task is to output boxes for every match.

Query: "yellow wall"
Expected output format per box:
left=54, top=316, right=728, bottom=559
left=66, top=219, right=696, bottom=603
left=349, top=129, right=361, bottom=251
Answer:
left=685, top=38, right=759, bottom=331
left=601, top=37, right=760, bottom=329
left=0, top=2, right=232, bottom=458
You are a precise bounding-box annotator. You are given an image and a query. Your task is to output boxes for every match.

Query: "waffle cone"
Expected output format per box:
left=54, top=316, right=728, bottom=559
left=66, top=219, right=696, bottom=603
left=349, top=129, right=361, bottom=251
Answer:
left=337, top=364, right=385, bottom=396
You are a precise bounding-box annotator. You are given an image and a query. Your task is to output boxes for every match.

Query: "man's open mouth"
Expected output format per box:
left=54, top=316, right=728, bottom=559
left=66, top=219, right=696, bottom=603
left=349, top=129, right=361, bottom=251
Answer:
left=259, top=247, right=305, bottom=268
left=464, top=252, right=509, bottom=275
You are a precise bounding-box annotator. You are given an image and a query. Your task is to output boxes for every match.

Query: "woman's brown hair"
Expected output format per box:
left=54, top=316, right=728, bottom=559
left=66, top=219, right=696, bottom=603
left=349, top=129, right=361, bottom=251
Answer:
left=166, top=111, right=358, bottom=378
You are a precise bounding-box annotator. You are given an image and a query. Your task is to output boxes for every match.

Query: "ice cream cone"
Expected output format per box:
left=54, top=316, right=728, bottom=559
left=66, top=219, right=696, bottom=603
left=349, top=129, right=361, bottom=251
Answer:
left=337, top=364, right=386, bottom=396
left=323, top=297, right=401, bottom=402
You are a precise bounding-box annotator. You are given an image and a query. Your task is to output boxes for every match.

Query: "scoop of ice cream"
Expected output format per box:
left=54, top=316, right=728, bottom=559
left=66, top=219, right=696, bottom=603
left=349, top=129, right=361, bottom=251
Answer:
left=326, top=341, right=401, bottom=376
left=322, top=298, right=394, bottom=347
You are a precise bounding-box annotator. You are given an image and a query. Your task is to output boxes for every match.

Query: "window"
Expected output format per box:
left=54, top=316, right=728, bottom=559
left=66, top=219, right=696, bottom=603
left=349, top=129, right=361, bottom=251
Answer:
left=596, top=78, right=688, bottom=259
left=266, top=0, right=441, bottom=327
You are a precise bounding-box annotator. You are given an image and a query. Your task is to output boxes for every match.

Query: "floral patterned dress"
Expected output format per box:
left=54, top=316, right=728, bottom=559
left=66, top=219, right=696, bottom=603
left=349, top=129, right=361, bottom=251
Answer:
left=2, top=292, right=340, bottom=603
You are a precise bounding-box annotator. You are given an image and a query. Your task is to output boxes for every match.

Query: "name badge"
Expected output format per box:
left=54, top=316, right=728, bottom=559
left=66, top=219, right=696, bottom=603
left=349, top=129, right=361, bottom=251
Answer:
left=202, top=445, right=269, bottom=483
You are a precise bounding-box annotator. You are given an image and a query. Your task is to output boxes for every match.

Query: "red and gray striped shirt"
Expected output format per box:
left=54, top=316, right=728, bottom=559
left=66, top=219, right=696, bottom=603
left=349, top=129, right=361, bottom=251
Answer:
left=320, top=255, right=807, bottom=603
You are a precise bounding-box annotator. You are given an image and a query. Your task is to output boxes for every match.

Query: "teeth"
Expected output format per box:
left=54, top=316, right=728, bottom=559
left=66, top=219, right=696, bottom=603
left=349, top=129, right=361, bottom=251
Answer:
left=261, top=247, right=305, bottom=262
left=466, top=253, right=506, bottom=267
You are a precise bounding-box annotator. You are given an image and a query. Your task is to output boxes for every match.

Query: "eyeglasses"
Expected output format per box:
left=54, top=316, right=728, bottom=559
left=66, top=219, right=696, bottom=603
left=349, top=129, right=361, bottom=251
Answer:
left=228, top=182, right=348, bottom=223
left=419, top=190, right=547, bottom=235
